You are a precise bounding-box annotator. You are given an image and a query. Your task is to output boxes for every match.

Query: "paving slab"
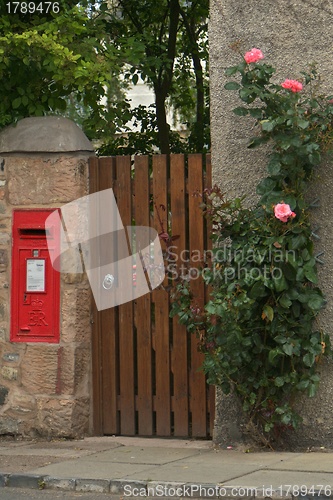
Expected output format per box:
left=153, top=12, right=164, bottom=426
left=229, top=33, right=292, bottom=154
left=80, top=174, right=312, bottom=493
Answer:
left=77, top=446, right=208, bottom=465
left=267, top=452, right=333, bottom=472
left=124, top=462, right=261, bottom=484
left=222, top=469, right=333, bottom=489
left=103, top=437, right=213, bottom=450
left=24, top=439, right=123, bottom=453
left=0, top=448, right=92, bottom=458
left=174, top=450, right=301, bottom=468
left=31, top=460, right=157, bottom=480
left=0, top=455, right=66, bottom=474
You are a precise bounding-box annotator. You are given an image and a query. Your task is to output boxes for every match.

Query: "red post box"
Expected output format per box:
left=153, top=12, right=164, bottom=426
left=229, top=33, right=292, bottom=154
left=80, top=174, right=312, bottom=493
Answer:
left=10, top=210, right=60, bottom=343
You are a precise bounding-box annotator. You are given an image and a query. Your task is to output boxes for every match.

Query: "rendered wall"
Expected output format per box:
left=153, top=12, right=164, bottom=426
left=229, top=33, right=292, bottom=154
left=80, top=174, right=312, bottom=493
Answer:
left=0, top=117, right=93, bottom=438
left=210, top=0, right=333, bottom=448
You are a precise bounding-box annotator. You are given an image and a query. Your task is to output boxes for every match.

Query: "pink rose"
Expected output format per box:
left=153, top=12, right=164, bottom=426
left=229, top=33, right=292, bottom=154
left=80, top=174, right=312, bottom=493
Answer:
left=244, top=48, right=264, bottom=64
left=274, top=203, right=296, bottom=222
left=281, top=79, right=303, bottom=93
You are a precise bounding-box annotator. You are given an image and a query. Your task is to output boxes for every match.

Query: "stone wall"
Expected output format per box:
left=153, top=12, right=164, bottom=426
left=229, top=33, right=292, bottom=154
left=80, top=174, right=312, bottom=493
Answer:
left=210, top=0, right=333, bottom=448
left=0, top=116, right=93, bottom=438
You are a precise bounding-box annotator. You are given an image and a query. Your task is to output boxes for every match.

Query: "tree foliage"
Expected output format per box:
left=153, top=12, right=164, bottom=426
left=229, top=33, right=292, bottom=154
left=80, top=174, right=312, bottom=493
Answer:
left=0, top=1, right=127, bottom=137
left=0, top=0, right=209, bottom=153
left=98, top=0, right=210, bottom=154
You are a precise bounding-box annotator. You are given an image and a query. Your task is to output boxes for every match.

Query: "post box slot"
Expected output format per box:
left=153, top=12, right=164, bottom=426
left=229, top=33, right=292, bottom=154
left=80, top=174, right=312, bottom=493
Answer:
left=19, top=228, right=49, bottom=239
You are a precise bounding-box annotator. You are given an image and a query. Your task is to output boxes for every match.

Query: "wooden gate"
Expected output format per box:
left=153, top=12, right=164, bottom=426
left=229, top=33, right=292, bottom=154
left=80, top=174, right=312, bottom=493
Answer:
left=89, top=154, right=214, bottom=437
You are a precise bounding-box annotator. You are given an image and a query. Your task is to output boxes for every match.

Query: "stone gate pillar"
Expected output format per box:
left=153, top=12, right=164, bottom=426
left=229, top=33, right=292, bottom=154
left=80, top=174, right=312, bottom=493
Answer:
left=0, top=116, right=94, bottom=438
left=210, top=0, right=333, bottom=448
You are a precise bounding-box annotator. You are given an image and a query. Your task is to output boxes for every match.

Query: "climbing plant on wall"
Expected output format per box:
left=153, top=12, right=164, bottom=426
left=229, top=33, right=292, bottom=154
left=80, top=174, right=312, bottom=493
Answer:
left=171, top=47, right=333, bottom=445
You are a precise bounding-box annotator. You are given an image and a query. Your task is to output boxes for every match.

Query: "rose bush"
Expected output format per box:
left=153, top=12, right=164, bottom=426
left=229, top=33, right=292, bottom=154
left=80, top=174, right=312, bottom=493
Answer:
left=171, top=48, right=333, bottom=446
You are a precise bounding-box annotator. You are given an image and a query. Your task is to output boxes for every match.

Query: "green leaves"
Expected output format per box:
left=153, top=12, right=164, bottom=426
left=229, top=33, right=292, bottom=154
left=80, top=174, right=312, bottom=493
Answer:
left=249, top=280, right=266, bottom=299
left=249, top=108, right=263, bottom=119
left=267, top=158, right=281, bottom=176
left=263, top=304, right=274, bottom=322
left=307, top=291, right=325, bottom=311
left=274, top=376, right=285, bottom=387
left=225, top=65, right=241, bottom=77
left=279, top=294, right=292, bottom=308
left=261, top=120, right=275, bottom=132
left=282, top=343, right=293, bottom=356
left=272, top=273, right=288, bottom=292
left=12, top=97, right=22, bottom=109
left=256, top=177, right=277, bottom=195
left=224, top=81, right=240, bottom=90
left=297, top=119, right=310, bottom=129
left=303, top=262, right=317, bottom=283
left=303, top=353, right=315, bottom=367
left=268, top=348, right=283, bottom=365
left=0, top=5, right=118, bottom=134
left=239, top=86, right=256, bottom=103
left=233, top=107, right=249, bottom=116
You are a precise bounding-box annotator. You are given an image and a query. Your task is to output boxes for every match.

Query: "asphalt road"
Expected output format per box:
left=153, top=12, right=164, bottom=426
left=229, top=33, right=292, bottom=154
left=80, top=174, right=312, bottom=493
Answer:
left=0, top=489, right=187, bottom=500
left=0, top=489, right=120, bottom=499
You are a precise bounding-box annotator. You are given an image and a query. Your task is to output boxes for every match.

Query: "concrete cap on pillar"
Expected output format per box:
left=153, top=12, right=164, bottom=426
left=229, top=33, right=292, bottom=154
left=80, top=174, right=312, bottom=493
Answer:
left=0, top=116, right=94, bottom=153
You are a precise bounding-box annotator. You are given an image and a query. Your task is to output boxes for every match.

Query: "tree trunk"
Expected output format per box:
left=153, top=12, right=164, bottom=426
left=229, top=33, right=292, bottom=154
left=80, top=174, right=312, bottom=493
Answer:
left=155, top=87, right=170, bottom=154
left=179, top=7, right=207, bottom=152
left=153, top=0, right=180, bottom=154
left=192, top=49, right=205, bottom=151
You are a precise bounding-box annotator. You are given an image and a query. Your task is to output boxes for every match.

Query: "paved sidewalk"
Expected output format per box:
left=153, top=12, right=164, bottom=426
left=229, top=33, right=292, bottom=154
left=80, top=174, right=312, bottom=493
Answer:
left=0, top=436, right=333, bottom=497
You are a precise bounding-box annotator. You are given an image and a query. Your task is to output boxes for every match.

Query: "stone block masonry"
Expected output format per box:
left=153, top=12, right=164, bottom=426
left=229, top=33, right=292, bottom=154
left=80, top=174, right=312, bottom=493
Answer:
left=0, top=116, right=94, bottom=438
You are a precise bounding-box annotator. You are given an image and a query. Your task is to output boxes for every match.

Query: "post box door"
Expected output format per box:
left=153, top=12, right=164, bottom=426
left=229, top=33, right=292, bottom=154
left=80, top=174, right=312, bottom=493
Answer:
left=10, top=210, right=60, bottom=343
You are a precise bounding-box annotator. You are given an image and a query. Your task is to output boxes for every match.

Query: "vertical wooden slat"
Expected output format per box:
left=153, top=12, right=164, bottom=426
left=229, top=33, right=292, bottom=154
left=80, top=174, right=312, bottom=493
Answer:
left=98, top=157, right=119, bottom=435
left=170, top=154, right=189, bottom=436
left=188, top=154, right=207, bottom=437
left=89, top=156, right=103, bottom=436
left=152, top=155, right=171, bottom=435
left=116, top=156, right=136, bottom=435
left=134, top=156, right=153, bottom=435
